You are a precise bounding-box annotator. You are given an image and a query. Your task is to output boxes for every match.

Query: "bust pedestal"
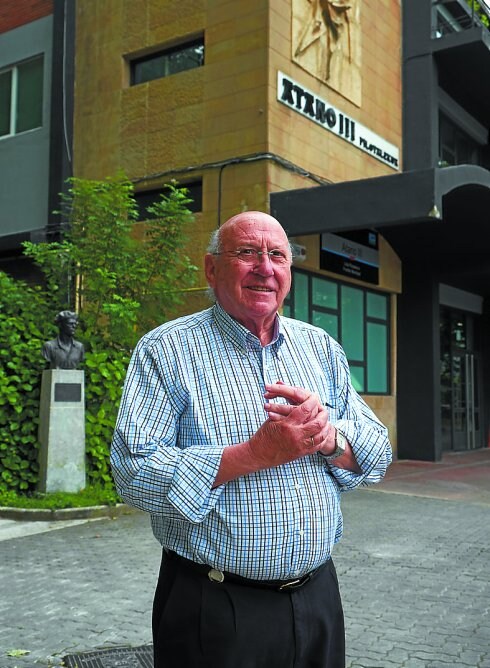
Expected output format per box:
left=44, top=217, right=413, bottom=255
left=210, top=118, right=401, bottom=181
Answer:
left=38, top=369, right=86, bottom=493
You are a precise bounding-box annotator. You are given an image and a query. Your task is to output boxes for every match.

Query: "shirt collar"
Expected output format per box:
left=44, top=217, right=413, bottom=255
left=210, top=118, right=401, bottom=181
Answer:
left=212, top=302, right=284, bottom=352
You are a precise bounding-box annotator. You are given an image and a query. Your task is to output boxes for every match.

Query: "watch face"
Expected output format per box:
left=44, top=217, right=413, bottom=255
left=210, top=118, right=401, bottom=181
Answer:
left=336, top=431, right=347, bottom=452
left=326, top=430, right=347, bottom=460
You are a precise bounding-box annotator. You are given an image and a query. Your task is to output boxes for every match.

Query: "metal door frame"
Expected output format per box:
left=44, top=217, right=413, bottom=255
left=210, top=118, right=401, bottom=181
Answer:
left=440, top=308, right=482, bottom=451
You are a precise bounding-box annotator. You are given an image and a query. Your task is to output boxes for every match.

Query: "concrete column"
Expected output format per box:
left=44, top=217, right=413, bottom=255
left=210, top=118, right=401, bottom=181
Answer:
left=397, top=262, right=441, bottom=461
left=38, top=369, right=86, bottom=493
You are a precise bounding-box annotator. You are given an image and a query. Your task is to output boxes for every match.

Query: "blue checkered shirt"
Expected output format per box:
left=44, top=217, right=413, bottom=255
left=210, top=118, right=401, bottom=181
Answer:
left=111, top=303, right=392, bottom=580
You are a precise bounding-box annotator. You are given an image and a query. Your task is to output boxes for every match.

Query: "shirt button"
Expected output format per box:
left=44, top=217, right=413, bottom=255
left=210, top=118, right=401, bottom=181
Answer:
left=294, top=483, right=301, bottom=491
left=298, top=530, right=305, bottom=537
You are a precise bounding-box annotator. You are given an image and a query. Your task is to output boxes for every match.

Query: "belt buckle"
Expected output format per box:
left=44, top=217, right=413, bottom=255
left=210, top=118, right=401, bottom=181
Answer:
left=278, top=577, right=303, bottom=591
left=278, top=571, right=313, bottom=592
left=208, top=568, right=225, bottom=583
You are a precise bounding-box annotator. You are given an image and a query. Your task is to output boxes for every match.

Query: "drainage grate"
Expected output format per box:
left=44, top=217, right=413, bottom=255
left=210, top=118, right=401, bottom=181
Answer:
left=63, top=645, right=153, bottom=668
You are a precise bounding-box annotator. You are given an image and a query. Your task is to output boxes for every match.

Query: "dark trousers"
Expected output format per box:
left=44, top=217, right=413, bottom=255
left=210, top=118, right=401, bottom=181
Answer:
left=152, top=551, right=345, bottom=668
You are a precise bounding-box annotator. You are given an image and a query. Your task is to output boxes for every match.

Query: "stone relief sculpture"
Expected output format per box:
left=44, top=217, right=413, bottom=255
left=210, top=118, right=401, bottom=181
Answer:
left=42, top=311, right=85, bottom=370
left=292, top=0, right=362, bottom=106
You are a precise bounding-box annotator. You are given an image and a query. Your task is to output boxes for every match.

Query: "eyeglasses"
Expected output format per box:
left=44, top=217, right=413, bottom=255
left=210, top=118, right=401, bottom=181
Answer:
left=213, top=248, right=291, bottom=265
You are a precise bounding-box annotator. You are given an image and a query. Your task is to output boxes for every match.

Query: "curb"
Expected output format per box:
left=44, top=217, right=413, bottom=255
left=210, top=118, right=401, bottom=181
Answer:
left=0, top=503, right=137, bottom=522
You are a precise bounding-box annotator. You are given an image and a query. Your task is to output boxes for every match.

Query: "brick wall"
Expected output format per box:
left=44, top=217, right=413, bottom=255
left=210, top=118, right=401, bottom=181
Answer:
left=0, top=0, right=52, bottom=35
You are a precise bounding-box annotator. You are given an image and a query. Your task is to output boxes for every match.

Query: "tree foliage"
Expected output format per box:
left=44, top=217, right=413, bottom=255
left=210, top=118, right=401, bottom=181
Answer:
left=0, top=273, right=52, bottom=492
left=468, top=0, right=490, bottom=27
left=1, top=174, right=197, bottom=493
left=23, top=174, right=198, bottom=350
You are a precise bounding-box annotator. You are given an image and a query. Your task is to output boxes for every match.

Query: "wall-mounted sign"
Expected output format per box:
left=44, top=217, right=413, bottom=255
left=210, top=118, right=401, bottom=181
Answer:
left=321, top=230, right=379, bottom=284
left=277, top=71, right=399, bottom=170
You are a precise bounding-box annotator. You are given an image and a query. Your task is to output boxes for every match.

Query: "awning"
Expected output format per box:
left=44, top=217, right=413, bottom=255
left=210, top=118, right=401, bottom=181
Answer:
left=270, top=165, right=490, bottom=295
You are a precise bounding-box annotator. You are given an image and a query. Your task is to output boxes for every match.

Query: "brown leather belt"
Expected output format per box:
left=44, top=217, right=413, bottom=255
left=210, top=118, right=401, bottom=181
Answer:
left=167, top=551, right=328, bottom=592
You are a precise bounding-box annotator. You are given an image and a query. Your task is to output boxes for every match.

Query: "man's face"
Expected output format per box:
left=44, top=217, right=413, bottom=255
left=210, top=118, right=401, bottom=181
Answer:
left=204, top=212, right=292, bottom=335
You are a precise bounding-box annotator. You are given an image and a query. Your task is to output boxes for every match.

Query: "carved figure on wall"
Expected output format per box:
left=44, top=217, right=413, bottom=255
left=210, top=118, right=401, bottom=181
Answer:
left=292, top=0, right=362, bottom=106
left=42, top=311, right=85, bottom=370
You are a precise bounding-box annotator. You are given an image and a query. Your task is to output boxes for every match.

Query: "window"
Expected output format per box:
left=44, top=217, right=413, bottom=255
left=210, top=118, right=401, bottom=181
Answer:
left=0, top=56, right=43, bottom=138
left=134, top=180, right=203, bottom=221
left=432, top=1, right=489, bottom=37
left=130, top=38, right=204, bottom=86
left=439, top=114, right=486, bottom=167
left=283, top=270, right=391, bottom=394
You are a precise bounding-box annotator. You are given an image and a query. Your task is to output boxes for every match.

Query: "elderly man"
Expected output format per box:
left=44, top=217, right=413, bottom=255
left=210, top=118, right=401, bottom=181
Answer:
left=111, top=211, right=392, bottom=668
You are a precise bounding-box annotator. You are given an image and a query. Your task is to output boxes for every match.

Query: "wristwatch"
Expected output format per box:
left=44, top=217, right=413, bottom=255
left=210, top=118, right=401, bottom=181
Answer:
left=325, top=429, right=347, bottom=461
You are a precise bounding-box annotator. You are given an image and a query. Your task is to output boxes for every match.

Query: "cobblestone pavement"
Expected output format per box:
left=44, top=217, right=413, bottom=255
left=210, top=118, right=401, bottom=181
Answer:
left=1, top=485, right=489, bottom=667
left=340, top=491, right=489, bottom=668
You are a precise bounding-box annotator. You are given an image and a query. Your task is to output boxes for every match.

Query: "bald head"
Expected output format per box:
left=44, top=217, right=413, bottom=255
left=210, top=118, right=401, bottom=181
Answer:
left=208, top=211, right=289, bottom=255
left=221, top=211, right=283, bottom=233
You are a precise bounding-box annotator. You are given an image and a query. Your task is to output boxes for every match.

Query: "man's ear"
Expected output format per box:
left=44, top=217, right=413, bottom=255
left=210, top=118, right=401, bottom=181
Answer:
left=204, top=253, right=216, bottom=288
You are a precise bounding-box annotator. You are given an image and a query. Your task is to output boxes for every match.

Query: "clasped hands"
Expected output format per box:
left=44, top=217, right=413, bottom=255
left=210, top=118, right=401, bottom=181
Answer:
left=214, top=381, right=358, bottom=486
left=247, top=381, right=337, bottom=470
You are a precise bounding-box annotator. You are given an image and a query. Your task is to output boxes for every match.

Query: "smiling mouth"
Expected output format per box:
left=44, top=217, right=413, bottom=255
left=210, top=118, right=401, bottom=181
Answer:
left=248, top=287, right=273, bottom=292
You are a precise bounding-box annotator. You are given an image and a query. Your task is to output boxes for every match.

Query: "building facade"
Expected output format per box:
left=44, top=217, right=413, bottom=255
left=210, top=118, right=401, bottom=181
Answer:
left=272, top=0, right=490, bottom=460
left=0, top=0, right=75, bottom=280
left=4, top=0, right=488, bottom=460
left=73, top=0, right=402, bottom=450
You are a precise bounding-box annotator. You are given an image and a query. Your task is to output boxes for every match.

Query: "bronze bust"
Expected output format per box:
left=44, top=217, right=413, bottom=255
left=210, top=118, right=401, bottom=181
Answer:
left=42, top=311, right=85, bottom=370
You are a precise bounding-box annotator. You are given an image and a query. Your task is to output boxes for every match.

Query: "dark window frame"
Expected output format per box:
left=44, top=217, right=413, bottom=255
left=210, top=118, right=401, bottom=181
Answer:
left=439, top=112, right=486, bottom=167
left=283, top=268, right=391, bottom=395
left=0, top=54, right=44, bottom=139
left=134, top=180, right=203, bottom=221
left=129, top=37, right=204, bottom=86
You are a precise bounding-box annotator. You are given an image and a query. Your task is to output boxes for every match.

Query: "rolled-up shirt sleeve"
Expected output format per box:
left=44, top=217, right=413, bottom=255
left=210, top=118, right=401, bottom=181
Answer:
left=110, top=336, right=226, bottom=524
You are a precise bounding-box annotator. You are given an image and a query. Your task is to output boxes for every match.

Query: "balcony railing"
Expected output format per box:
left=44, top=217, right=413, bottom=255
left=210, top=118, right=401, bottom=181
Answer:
left=433, top=0, right=490, bottom=37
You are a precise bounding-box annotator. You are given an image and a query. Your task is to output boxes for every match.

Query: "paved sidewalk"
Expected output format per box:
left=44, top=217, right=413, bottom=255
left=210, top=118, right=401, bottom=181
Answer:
left=0, top=519, right=95, bottom=543
left=1, top=511, right=160, bottom=668
left=1, top=450, right=489, bottom=668
left=376, top=448, right=490, bottom=504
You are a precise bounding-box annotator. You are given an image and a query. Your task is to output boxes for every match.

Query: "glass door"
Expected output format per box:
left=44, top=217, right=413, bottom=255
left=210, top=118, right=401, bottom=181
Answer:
left=440, top=308, right=482, bottom=451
